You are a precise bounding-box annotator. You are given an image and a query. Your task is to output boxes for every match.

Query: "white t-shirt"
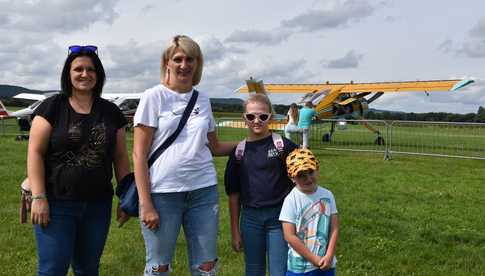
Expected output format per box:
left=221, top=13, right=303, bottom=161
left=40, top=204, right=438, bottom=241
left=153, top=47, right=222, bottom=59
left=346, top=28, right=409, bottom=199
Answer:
left=279, top=186, right=338, bottom=273
left=287, top=109, right=297, bottom=125
left=133, top=84, right=217, bottom=193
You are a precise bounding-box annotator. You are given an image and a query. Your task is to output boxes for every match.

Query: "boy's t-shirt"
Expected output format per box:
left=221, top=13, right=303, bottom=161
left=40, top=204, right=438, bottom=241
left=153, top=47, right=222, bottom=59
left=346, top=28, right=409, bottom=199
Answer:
left=279, top=186, right=338, bottom=273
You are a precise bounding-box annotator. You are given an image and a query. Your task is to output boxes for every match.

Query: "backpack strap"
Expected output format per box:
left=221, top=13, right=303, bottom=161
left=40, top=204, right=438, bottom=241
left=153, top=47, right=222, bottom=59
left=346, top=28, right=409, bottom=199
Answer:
left=234, top=132, right=285, bottom=161
left=272, top=132, right=284, bottom=154
left=235, top=139, right=246, bottom=161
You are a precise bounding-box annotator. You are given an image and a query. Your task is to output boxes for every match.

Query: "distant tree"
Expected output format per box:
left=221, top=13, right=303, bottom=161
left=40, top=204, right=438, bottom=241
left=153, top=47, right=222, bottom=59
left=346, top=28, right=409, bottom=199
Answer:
left=475, top=106, right=485, bottom=122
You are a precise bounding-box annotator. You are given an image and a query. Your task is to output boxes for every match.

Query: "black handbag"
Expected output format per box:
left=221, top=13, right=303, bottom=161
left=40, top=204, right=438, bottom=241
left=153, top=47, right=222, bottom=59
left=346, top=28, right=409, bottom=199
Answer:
left=116, top=90, right=199, bottom=217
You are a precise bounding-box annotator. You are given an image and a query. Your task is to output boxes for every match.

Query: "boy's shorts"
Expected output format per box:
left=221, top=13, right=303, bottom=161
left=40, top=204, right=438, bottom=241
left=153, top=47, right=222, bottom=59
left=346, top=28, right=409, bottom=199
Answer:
left=286, top=268, right=336, bottom=276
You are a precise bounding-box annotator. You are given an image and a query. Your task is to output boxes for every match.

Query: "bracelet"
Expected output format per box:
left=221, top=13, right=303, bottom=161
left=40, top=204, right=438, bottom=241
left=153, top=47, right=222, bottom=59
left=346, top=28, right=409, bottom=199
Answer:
left=31, top=194, right=47, bottom=200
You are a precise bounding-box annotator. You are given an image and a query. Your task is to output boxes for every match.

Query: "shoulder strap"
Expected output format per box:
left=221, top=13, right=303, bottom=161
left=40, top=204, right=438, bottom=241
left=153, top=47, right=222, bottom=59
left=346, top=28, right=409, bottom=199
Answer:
left=272, top=132, right=284, bottom=153
left=235, top=132, right=284, bottom=161
left=235, top=139, right=246, bottom=161
left=147, top=89, right=199, bottom=167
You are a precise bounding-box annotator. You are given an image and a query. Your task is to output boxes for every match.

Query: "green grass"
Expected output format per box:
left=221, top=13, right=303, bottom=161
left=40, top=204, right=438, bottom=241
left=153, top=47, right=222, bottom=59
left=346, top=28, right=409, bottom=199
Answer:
left=1, top=130, right=485, bottom=275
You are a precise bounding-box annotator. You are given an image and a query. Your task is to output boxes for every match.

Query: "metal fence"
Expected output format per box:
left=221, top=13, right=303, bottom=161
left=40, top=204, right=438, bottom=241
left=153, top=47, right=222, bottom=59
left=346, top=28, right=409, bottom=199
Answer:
left=215, top=118, right=485, bottom=160
left=3, top=116, right=485, bottom=160
left=0, top=117, right=28, bottom=139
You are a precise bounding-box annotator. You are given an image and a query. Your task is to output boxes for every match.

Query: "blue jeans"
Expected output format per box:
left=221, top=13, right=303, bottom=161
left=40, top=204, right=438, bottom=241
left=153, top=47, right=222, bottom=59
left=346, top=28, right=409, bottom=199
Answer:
left=286, top=268, right=336, bottom=276
left=240, top=205, right=288, bottom=276
left=34, top=199, right=112, bottom=276
left=141, top=185, right=219, bottom=276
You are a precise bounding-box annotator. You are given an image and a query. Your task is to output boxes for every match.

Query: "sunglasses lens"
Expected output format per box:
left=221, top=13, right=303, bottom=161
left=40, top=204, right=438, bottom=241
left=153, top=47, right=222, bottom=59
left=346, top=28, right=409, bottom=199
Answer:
left=259, top=114, right=269, bottom=121
left=68, top=45, right=98, bottom=55
left=84, top=45, right=98, bottom=52
left=245, top=114, right=256, bottom=121
left=68, top=45, right=82, bottom=53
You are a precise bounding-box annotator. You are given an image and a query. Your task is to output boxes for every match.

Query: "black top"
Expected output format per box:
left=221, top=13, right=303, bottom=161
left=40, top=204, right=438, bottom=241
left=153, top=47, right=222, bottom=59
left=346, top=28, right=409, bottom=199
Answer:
left=33, top=94, right=127, bottom=200
left=224, top=135, right=298, bottom=208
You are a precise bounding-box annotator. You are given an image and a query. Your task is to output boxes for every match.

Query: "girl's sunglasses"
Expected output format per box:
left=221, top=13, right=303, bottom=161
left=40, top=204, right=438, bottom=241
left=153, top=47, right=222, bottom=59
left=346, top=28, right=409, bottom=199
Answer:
left=243, top=113, right=271, bottom=122
left=68, top=45, right=98, bottom=55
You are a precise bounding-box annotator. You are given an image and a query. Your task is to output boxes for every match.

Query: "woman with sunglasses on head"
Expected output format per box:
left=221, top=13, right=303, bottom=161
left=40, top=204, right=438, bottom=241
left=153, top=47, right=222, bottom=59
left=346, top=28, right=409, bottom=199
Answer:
left=224, top=94, right=299, bottom=276
left=133, top=35, right=235, bottom=276
left=28, top=45, right=130, bottom=275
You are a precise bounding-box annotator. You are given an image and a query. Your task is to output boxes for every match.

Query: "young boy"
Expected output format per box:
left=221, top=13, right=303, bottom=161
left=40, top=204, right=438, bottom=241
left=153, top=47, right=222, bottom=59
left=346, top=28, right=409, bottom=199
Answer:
left=279, top=149, right=339, bottom=276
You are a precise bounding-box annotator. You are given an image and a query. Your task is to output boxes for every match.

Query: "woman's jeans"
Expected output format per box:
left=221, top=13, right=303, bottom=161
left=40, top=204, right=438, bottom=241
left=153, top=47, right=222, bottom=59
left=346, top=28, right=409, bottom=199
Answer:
left=284, top=124, right=301, bottom=140
left=301, top=128, right=310, bottom=148
left=34, top=199, right=112, bottom=276
left=240, top=205, right=288, bottom=276
left=141, top=185, right=219, bottom=276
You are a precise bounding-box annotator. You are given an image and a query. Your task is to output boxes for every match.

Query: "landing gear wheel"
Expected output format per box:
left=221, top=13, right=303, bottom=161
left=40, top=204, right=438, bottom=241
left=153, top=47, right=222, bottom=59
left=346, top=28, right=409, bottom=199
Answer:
left=322, top=133, right=332, bottom=142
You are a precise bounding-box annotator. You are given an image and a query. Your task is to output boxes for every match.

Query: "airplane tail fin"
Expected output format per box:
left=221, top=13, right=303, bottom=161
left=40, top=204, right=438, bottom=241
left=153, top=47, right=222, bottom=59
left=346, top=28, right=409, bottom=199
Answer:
left=0, top=99, right=10, bottom=117
left=245, top=77, right=266, bottom=94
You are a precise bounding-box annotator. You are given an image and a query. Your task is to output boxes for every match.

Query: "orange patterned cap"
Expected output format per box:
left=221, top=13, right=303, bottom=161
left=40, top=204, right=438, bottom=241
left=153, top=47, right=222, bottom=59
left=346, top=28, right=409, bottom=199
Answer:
left=286, top=148, right=319, bottom=178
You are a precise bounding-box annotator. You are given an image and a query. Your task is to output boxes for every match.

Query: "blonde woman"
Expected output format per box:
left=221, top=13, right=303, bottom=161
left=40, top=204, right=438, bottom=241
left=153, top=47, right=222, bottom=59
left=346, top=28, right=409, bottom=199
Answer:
left=133, top=35, right=235, bottom=276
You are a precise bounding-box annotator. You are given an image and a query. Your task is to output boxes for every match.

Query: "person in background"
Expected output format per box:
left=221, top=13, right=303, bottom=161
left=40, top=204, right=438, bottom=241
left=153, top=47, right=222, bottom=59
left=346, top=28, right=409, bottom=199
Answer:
left=280, top=148, right=339, bottom=276
left=285, top=103, right=301, bottom=141
left=225, top=94, right=298, bottom=275
left=297, top=101, right=318, bottom=149
left=28, top=45, right=130, bottom=275
left=133, top=35, right=235, bottom=276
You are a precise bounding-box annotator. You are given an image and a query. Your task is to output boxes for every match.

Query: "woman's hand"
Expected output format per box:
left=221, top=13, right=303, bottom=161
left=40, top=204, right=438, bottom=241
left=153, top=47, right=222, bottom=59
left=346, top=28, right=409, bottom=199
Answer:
left=231, top=231, right=243, bottom=252
left=116, top=203, right=130, bottom=227
left=31, top=198, right=49, bottom=227
left=140, top=203, right=159, bottom=230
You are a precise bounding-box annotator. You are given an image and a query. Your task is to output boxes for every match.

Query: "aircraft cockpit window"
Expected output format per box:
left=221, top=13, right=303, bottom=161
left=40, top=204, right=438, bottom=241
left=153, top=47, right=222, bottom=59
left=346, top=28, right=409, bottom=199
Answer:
left=119, top=99, right=140, bottom=111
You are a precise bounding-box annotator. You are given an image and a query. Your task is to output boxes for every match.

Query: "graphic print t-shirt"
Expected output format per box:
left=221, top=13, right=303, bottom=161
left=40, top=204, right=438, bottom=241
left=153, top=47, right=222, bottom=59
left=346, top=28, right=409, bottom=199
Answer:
left=33, top=94, right=127, bottom=200
left=279, top=186, right=338, bottom=273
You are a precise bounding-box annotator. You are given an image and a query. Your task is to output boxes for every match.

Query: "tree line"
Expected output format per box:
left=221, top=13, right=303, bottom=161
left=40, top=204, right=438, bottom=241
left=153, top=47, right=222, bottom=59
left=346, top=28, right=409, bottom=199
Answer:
left=366, top=106, right=485, bottom=123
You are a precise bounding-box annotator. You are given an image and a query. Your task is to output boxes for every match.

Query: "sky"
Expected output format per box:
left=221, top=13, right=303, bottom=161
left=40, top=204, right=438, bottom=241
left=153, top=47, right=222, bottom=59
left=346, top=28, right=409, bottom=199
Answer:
left=1, top=0, right=484, bottom=113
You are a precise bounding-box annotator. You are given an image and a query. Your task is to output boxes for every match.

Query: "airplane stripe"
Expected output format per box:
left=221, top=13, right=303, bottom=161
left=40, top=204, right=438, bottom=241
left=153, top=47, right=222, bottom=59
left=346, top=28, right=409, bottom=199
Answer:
left=238, top=80, right=468, bottom=94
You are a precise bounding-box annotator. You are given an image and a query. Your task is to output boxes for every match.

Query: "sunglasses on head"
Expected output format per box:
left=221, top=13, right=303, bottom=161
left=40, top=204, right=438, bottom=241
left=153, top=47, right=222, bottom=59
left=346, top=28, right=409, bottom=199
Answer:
left=243, top=113, right=271, bottom=122
left=68, top=45, right=98, bottom=55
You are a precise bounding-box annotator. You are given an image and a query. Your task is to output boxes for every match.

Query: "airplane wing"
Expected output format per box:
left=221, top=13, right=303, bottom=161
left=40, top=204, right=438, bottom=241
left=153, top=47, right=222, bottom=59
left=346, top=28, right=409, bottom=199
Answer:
left=13, top=93, right=46, bottom=101
left=237, top=79, right=474, bottom=94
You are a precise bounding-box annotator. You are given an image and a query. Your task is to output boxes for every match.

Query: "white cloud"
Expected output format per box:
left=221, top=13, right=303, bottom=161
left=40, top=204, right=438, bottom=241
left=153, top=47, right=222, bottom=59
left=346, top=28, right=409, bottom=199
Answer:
left=457, top=40, right=485, bottom=58
left=225, top=28, right=292, bottom=46
left=0, top=0, right=120, bottom=33
left=0, top=0, right=484, bottom=114
left=323, top=50, right=364, bottom=69
left=281, top=0, right=374, bottom=32
left=469, top=16, right=485, bottom=38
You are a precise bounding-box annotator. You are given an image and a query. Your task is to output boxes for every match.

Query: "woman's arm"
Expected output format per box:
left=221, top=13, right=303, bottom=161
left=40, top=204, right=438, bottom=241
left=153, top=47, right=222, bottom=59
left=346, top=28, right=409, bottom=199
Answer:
left=27, top=116, right=52, bottom=226
left=133, top=125, right=159, bottom=229
left=113, top=127, right=130, bottom=182
left=113, top=127, right=131, bottom=226
left=207, top=131, right=238, bottom=156
left=228, top=193, right=242, bottom=252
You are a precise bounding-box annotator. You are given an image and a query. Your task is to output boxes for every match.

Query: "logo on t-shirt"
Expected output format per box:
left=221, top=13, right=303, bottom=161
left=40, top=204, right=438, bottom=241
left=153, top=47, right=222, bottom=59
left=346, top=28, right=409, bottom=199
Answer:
left=267, top=148, right=279, bottom=158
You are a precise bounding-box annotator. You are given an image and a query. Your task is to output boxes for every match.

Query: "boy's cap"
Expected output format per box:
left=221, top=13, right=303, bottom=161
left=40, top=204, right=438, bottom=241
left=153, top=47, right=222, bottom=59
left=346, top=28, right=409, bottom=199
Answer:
left=286, top=148, right=319, bottom=178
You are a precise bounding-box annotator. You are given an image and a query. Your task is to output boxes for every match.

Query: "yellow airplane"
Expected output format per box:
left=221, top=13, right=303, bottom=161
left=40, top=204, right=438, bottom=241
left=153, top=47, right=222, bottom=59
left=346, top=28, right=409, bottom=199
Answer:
left=237, top=77, right=474, bottom=144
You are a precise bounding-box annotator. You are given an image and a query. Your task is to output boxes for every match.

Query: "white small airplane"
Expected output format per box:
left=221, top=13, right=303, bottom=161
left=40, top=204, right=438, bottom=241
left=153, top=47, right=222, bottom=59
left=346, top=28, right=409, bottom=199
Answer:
left=0, top=92, right=142, bottom=131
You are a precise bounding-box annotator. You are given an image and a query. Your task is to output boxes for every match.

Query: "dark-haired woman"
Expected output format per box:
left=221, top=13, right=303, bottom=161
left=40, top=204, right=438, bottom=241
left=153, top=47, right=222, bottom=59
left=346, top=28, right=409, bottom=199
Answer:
left=28, top=45, right=130, bottom=275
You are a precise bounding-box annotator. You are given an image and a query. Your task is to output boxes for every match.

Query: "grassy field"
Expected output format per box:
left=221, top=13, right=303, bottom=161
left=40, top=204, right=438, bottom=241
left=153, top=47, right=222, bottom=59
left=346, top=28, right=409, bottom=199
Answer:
left=1, top=128, right=485, bottom=275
